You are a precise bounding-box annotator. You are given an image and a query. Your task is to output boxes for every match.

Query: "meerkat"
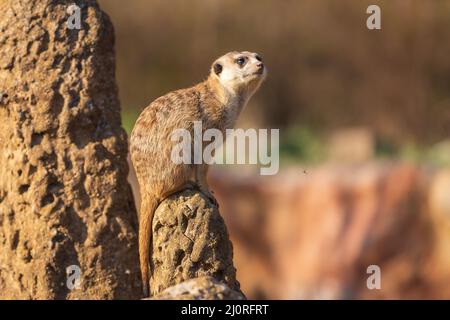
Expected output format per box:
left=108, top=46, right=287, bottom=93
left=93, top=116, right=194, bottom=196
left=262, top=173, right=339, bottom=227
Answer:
left=130, top=51, right=266, bottom=297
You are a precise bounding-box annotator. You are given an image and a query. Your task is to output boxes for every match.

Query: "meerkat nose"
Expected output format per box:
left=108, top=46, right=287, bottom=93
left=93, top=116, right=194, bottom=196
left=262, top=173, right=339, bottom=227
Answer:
left=257, top=63, right=264, bottom=70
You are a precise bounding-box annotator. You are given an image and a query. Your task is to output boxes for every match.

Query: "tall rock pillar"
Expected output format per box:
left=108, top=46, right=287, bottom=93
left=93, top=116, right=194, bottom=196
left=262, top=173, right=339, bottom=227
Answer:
left=0, top=0, right=141, bottom=299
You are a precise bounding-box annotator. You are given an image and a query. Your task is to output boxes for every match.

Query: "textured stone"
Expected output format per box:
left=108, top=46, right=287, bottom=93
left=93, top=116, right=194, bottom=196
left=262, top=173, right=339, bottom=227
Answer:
left=0, top=0, right=141, bottom=299
left=150, top=276, right=245, bottom=300
left=150, top=187, right=242, bottom=297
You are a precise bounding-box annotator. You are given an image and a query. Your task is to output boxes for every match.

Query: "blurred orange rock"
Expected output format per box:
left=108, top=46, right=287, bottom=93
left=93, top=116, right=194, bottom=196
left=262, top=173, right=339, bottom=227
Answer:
left=210, top=163, right=450, bottom=299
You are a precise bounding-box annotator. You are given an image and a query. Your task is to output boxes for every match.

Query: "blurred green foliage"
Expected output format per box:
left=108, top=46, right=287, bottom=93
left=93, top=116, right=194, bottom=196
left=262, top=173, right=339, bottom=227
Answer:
left=279, top=127, right=326, bottom=164
left=121, top=109, right=138, bottom=135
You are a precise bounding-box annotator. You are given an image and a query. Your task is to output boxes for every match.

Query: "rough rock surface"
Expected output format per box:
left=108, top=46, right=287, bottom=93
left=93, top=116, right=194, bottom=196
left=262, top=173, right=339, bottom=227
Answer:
left=150, top=188, right=242, bottom=297
left=0, top=0, right=141, bottom=299
left=150, top=276, right=245, bottom=300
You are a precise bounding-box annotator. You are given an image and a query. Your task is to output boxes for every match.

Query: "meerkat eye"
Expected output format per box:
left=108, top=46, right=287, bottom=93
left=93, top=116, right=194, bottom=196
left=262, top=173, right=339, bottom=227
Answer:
left=213, top=63, right=223, bottom=75
left=255, top=54, right=263, bottom=62
left=235, top=57, right=247, bottom=67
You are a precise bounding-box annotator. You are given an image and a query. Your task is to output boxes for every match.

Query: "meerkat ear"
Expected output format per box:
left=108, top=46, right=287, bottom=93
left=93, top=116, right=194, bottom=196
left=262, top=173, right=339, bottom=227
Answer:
left=213, top=63, right=223, bottom=76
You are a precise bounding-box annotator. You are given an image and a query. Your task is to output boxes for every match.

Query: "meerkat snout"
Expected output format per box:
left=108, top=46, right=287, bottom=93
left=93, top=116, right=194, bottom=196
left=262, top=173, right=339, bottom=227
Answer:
left=255, top=62, right=265, bottom=74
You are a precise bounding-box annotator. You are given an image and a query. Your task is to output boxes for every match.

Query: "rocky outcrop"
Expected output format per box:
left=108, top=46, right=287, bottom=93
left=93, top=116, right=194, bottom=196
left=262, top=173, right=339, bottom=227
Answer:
left=150, top=276, right=245, bottom=300
left=149, top=187, right=242, bottom=297
left=0, top=0, right=141, bottom=299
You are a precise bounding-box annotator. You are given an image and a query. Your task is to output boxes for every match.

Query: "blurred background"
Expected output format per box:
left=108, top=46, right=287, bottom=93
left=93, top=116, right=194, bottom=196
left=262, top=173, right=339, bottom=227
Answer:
left=99, top=0, right=450, bottom=299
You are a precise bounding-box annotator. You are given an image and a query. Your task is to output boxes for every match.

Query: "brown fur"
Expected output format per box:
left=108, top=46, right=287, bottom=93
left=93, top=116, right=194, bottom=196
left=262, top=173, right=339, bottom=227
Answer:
left=130, top=51, right=266, bottom=297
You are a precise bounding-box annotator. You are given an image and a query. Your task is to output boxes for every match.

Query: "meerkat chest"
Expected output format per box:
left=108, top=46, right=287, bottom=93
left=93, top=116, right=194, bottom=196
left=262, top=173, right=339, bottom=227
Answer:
left=205, top=97, right=242, bottom=131
left=224, top=97, right=244, bottom=129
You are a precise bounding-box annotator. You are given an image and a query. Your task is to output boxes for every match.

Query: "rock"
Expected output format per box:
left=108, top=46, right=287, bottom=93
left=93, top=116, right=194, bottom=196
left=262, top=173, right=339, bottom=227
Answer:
left=150, top=276, right=245, bottom=300
left=426, top=169, right=450, bottom=296
left=210, top=164, right=450, bottom=299
left=0, top=0, right=141, bottom=299
left=429, top=169, right=450, bottom=228
left=150, top=187, right=243, bottom=297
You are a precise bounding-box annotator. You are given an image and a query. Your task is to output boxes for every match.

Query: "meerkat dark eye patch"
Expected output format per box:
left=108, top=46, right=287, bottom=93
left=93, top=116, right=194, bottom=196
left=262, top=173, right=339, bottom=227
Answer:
left=255, top=54, right=263, bottom=62
left=236, top=57, right=247, bottom=67
left=213, top=63, right=223, bottom=75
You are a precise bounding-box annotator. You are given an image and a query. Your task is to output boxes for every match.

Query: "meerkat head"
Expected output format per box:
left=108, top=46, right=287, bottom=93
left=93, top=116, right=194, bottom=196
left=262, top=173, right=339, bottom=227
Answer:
left=210, top=51, right=267, bottom=99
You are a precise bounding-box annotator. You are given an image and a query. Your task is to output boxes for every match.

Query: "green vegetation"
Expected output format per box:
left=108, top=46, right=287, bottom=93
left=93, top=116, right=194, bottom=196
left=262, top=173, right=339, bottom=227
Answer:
left=278, top=125, right=450, bottom=166
left=122, top=109, right=139, bottom=135
left=279, top=126, right=327, bottom=164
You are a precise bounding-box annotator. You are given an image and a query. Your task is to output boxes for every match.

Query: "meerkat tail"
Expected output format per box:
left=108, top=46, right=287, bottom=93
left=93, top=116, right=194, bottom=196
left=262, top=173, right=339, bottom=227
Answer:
left=139, top=196, right=159, bottom=297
